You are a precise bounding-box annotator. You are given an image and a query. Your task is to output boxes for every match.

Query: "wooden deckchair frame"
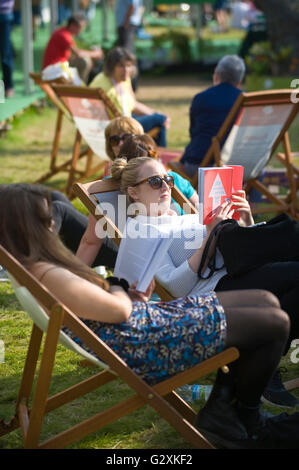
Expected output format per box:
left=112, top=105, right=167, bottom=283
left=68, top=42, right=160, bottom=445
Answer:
left=168, top=90, right=299, bottom=219
left=73, top=178, right=197, bottom=302
left=0, top=244, right=239, bottom=449
left=30, top=74, right=161, bottom=196
left=50, top=83, right=122, bottom=196
left=30, top=74, right=121, bottom=195
left=30, top=73, right=109, bottom=193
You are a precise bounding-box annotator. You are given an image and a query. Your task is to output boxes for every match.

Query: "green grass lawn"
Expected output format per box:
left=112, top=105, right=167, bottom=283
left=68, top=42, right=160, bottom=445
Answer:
left=0, top=74, right=299, bottom=449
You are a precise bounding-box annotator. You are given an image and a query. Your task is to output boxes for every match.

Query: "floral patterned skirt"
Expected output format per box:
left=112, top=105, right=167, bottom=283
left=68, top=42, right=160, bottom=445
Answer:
left=63, top=292, right=227, bottom=385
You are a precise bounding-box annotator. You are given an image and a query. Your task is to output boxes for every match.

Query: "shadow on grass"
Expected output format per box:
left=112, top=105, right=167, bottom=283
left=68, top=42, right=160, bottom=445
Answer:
left=0, top=367, right=192, bottom=449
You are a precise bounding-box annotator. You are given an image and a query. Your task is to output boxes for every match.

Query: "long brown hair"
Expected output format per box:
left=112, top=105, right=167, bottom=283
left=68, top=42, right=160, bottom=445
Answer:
left=0, top=184, right=109, bottom=291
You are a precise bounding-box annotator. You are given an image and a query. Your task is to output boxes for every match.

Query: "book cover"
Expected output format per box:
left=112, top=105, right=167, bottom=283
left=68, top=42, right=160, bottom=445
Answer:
left=228, top=165, right=244, bottom=221
left=198, top=166, right=243, bottom=225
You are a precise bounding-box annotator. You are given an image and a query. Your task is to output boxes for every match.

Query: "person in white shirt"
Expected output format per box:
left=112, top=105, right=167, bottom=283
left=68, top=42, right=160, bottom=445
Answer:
left=115, top=0, right=144, bottom=52
left=230, top=1, right=252, bottom=30
left=110, top=155, right=299, bottom=412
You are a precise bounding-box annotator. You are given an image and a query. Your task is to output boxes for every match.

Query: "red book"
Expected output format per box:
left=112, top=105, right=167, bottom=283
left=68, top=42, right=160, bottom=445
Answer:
left=198, top=166, right=244, bottom=225
left=228, top=165, right=244, bottom=221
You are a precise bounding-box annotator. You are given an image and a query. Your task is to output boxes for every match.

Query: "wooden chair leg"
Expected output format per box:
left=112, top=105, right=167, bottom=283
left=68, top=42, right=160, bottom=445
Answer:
left=23, top=305, right=65, bottom=448
left=0, top=324, right=43, bottom=438
left=16, top=324, right=43, bottom=411
left=65, top=131, right=82, bottom=196
left=51, top=109, right=64, bottom=171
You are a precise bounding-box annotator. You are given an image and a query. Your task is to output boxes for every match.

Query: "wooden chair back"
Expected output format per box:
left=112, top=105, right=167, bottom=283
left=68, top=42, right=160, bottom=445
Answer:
left=30, top=74, right=120, bottom=196
left=168, top=89, right=299, bottom=218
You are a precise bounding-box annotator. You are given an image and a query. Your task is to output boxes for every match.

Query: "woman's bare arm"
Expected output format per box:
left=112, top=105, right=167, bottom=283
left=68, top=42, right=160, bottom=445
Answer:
left=76, top=214, right=104, bottom=266
left=31, top=263, right=132, bottom=323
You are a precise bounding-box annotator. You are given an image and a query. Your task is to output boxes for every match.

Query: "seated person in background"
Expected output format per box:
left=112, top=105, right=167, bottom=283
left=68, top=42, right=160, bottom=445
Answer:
left=89, top=47, right=170, bottom=147
left=42, top=12, right=103, bottom=84
left=213, top=0, right=229, bottom=32
left=180, top=55, right=245, bottom=178
left=230, top=0, right=252, bottom=30
left=110, top=156, right=299, bottom=410
left=104, top=115, right=144, bottom=160
left=0, top=182, right=295, bottom=449
left=119, top=133, right=199, bottom=210
left=76, top=116, right=144, bottom=267
left=76, top=121, right=198, bottom=266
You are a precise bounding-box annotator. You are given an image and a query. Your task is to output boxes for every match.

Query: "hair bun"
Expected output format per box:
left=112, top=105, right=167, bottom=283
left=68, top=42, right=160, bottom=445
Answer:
left=110, top=157, right=128, bottom=181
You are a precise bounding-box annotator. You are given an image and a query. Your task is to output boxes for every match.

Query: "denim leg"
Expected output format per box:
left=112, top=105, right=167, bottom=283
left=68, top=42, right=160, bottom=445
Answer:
left=0, top=14, right=14, bottom=91
left=133, top=113, right=167, bottom=147
left=50, top=190, right=73, bottom=206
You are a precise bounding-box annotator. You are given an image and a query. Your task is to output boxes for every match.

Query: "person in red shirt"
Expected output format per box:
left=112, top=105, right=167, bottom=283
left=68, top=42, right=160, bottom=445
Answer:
left=42, top=12, right=103, bottom=83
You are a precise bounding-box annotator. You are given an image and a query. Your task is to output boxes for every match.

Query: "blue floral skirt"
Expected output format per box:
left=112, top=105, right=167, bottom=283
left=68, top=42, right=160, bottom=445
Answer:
left=63, top=292, right=227, bottom=385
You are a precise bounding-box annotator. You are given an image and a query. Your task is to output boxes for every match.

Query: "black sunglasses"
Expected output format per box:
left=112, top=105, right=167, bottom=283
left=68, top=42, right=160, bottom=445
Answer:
left=109, top=133, right=133, bottom=146
left=133, top=174, right=175, bottom=190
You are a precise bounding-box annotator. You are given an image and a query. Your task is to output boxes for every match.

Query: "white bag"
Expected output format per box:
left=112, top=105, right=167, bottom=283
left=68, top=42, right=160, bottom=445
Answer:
left=41, top=61, right=82, bottom=86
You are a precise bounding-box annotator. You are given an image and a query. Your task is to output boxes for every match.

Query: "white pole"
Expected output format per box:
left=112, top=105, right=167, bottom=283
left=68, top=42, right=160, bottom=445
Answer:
left=102, top=0, right=108, bottom=43
left=49, top=0, right=58, bottom=33
left=21, top=0, right=34, bottom=94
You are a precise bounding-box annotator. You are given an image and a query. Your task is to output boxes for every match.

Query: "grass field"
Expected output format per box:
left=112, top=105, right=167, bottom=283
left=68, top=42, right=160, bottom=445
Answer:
left=0, top=74, right=299, bottom=449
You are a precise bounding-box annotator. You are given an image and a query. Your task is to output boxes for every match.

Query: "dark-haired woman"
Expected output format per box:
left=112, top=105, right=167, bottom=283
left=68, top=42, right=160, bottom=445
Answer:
left=0, top=182, right=295, bottom=449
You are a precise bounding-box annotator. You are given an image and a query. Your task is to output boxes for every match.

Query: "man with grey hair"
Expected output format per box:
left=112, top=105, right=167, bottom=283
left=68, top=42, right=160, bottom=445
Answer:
left=180, top=55, right=245, bottom=177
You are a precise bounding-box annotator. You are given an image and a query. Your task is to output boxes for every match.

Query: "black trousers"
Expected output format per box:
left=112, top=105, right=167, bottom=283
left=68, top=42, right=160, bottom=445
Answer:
left=51, top=191, right=118, bottom=269
left=216, top=261, right=299, bottom=351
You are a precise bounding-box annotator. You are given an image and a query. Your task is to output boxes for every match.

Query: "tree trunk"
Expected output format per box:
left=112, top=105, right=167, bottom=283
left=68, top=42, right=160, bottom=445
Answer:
left=254, top=0, right=299, bottom=74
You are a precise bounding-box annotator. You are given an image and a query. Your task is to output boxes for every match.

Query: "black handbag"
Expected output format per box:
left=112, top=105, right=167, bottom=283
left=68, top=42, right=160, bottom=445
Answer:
left=197, top=219, right=236, bottom=279
left=198, top=213, right=299, bottom=279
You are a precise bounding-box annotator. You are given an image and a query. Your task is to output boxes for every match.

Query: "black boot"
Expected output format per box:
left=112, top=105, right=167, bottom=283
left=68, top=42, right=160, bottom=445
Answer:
left=236, top=402, right=299, bottom=449
left=195, top=370, right=249, bottom=448
left=261, top=368, right=299, bottom=409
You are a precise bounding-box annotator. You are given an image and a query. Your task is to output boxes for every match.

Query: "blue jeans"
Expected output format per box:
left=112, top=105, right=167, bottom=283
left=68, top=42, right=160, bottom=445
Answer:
left=133, top=112, right=167, bottom=147
left=0, top=13, right=14, bottom=91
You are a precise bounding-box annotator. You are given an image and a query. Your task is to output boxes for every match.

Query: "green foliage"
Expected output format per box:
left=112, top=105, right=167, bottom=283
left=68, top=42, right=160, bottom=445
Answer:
left=246, top=41, right=293, bottom=76
left=152, top=29, right=192, bottom=63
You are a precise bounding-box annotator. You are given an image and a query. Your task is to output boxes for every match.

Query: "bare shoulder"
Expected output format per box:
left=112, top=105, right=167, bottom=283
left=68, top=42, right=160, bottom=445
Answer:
left=30, top=262, right=77, bottom=283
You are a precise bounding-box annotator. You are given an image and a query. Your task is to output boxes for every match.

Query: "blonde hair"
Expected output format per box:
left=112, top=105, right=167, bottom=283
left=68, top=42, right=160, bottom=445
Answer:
left=105, top=117, right=144, bottom=160
left=110, top=157, right=152, bottom=201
